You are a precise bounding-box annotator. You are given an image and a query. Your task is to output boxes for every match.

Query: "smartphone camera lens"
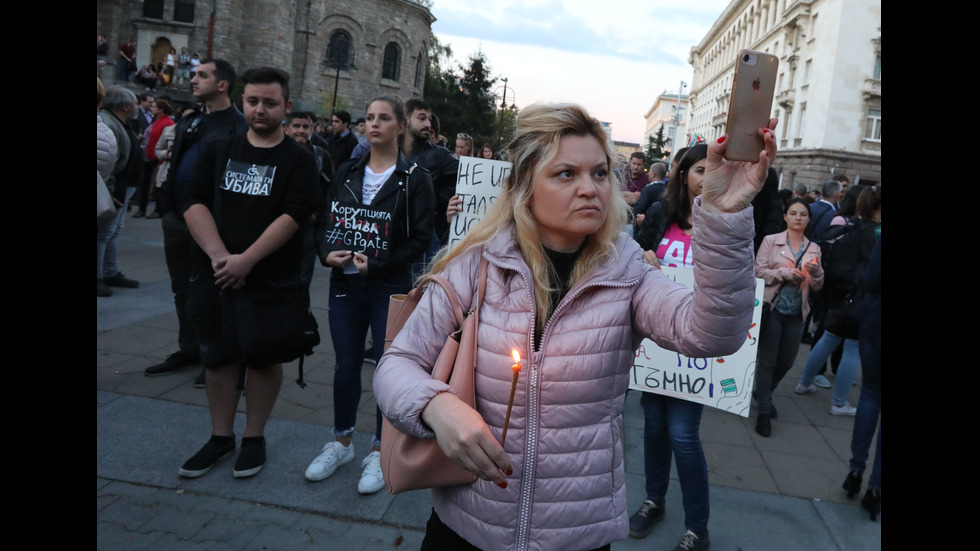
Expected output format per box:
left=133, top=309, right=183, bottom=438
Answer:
left=743, top=54, right=750, bottom=62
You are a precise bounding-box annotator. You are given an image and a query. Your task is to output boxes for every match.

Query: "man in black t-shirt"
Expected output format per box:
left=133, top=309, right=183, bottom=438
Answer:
left=177, top=67, right=319, bottom=480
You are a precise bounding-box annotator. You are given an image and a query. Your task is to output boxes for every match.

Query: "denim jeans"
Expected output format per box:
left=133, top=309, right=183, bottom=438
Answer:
left=849, top=379, right=881, bottom=490
left=329, top=272, right=411, bottom=445
left=97, top=186, right=136, bottom=279
left=754, top=308, right=804, bottom=415
left=640, top=392, right=709, bottom=533
left=799, top=330, right=860, bottom=407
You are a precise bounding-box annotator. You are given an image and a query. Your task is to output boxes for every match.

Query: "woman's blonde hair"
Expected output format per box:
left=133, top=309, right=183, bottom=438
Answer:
left=426, top=103, right=629, bottom=334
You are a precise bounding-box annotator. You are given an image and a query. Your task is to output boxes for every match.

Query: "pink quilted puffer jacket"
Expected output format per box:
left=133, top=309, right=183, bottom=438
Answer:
left=375, top=199, right=756, bottom=551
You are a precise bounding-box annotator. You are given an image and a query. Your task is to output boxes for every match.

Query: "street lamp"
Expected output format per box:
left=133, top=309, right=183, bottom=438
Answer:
left=323, top=32, right=355, bottom=114
left=493, top=77, right=518, bottom=150
left=667, top=80, right=687, bottom=172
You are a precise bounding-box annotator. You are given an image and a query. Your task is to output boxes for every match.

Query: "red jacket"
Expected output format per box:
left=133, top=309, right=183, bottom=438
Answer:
left=146, top=116, right=174, bottom=161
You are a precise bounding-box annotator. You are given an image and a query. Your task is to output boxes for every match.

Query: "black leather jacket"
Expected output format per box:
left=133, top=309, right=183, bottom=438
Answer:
left=634, top=201, right=671, bottom=252
left=407, top=140, right=459, bottom=242
left=317, top=154, right=435, bottom=280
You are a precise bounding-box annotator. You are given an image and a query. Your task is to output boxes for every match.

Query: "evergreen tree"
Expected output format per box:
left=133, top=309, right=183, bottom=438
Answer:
left=643, top=126, right=670, bottom=167
left=424, top=41, right=501, bottom=149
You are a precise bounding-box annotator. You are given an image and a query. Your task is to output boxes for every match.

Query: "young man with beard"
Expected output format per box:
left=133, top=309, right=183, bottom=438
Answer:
left=178, top=67, right=320, bottom=479
left=400, top=99, right=459, bottom=248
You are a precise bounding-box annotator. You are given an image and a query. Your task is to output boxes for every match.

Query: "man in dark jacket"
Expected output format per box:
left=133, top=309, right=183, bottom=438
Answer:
left=326, top=110, right=358, bottom=168
left=144, top=59, right=248, bottom=381
left=401, top=98, right=459, bottom=247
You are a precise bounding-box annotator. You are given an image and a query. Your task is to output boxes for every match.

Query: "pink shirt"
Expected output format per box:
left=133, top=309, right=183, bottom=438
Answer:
left=656, top=222, right=694, bottom=268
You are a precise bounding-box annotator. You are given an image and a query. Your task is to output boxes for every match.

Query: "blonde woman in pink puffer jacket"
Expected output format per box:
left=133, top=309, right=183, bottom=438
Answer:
left=376, top=103, right=778, bottom=551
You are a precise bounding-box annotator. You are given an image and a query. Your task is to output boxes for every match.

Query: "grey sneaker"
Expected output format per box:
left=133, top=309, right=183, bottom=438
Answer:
left=674, top=529, right=710, bottom=551
left=813, top=374, right=832, bottom=388
left=629, top=499, right=665, bottom=538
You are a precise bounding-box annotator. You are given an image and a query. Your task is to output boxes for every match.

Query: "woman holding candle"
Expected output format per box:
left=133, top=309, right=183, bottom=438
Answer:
left=753, top=198, right=824, bottom=437
left=376, top=103, right=777, bottom=551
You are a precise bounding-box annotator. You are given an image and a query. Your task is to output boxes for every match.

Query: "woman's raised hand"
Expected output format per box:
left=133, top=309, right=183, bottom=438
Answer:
left=701, top=118, right=778, bottom=213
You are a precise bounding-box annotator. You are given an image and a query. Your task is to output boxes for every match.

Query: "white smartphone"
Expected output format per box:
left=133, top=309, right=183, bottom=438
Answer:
left=725, top=49, right=778, bottom=161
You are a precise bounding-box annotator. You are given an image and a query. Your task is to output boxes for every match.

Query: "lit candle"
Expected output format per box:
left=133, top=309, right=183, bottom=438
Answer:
left=500, top=350, right=522, bottom=447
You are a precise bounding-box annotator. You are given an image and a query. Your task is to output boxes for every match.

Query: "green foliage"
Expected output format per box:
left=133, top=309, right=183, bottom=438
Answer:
left=424, top=38, right=505, bottom=151
left=643, top=126, right=670, bottom=167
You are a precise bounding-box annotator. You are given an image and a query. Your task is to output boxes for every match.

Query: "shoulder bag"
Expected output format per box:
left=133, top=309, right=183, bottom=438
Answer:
left=379, top=255, right=488, bottom=494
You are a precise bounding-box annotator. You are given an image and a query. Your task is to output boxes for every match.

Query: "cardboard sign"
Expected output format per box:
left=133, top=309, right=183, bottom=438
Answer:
left=321, top=201, right=393, bottom=262
left=628, top=266, right=766, bottom=417
left=449, top=156, right=512, bottom=246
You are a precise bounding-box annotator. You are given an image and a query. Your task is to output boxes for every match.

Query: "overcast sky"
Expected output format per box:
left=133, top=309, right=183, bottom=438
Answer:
left=430, top=0, right=733, bottom=144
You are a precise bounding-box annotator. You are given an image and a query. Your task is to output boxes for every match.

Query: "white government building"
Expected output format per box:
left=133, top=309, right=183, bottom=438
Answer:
left=685, top=0, right=881, bottom=190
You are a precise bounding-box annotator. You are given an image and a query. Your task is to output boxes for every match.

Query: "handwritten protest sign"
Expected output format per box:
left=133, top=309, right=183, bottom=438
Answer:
left=629, top=267, right=765, bottom=417
left=321, top=201, right=394, bottom=262
left=448, top=156, right=512, bottom=246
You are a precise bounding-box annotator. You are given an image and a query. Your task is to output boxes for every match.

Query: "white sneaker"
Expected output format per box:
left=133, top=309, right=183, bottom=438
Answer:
left=795, top=383, right=818, bottom=394
left=813, top=374, right=832, bottom=388
left=357, top=451, right=385, bottom=494
left=829, top=403, right=857, bottom=416
left=305, top=441, right=354, bottom=481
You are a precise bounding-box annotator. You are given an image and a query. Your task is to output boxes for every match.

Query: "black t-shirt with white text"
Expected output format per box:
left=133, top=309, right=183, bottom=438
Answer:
left=182, top=133, right=321, bottom=280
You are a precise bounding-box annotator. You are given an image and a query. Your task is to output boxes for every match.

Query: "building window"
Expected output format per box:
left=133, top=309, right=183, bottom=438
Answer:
left=143, top=0, right=164, bottom=19
left=864, top=106, right=881, bottom=141
left=415, top=51, right=424, bottom=88
left=382, top=42, right=401, bottom=81
left=326, top=31, right=353, bottom=68
left=873, top=53, right=881, bottom=79
left=798, top=104, right=806, bottom=138
left=174, top=0, right=194, bottom=22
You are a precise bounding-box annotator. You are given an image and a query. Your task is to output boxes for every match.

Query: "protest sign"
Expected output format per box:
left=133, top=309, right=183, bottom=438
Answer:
left=628, top=267, right=766, bottom=417
left=448, top=156, right=512, bottom=246
left=321, top=201, right=394, bottom=262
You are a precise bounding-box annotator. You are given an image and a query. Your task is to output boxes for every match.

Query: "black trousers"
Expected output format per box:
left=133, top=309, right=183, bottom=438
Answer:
left=420, top=509, right=611, bottom=551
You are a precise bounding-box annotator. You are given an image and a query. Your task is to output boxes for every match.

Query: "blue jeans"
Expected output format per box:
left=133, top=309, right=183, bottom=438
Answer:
left=754, top=308, right=804, bottom=415
left=799, top=330, right=860, bottom=407
left=329, top=272, right=411, bottom=445
left=640, top=392, right=709, bottom=533
left=849, top=380, right=881, bottom=490
left=97, top=186, right=136, bottom=279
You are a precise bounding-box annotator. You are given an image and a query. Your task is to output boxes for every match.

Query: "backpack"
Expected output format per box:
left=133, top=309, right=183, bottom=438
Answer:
left=818, top=216, right=878, bottom=294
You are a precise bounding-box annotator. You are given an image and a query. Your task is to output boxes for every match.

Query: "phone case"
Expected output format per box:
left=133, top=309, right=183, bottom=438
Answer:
left=725, top=49, right=779, bottom=161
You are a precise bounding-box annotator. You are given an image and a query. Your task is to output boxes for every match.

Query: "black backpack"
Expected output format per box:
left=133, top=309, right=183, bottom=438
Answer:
left=818, top=216, right=878, bottom=294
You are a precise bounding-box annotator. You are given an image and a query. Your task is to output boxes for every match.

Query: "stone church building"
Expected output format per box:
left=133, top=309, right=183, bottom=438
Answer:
left=97, top=0, right=434, bottom=117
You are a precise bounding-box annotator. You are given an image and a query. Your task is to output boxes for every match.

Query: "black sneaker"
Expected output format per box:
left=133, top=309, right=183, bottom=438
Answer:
left=97, top=279, right=113, bottom=297
left=233, top=436, right=266, bottom=478
left=104, top=272, right=140, bottom=288
left=178, top=435, right=236, bottom=478
left=145, top=351, right=200, bottom=376
left=629, top=499, right=665, bottom=538
left=194, top=369, right=207, bottom=388
left=363, top=347, right=376, bottom=365
left=674, top=529, right=710, bottom=551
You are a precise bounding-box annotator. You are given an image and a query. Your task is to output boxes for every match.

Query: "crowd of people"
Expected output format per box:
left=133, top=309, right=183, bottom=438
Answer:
left=98, top=50, right=880, bottom=550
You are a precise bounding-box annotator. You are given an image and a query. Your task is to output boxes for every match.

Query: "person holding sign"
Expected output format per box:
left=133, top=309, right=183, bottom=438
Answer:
left=627, top=144, right=716, bottom=545
left=375, top=103, right=777, bottom=551
left=753, top=198, right=824, bottom=437
left=305, top=96, right=435, bottom=495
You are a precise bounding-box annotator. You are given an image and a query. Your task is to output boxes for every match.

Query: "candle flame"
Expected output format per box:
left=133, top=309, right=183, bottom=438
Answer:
left=512, top=350, right=521, bottom=363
